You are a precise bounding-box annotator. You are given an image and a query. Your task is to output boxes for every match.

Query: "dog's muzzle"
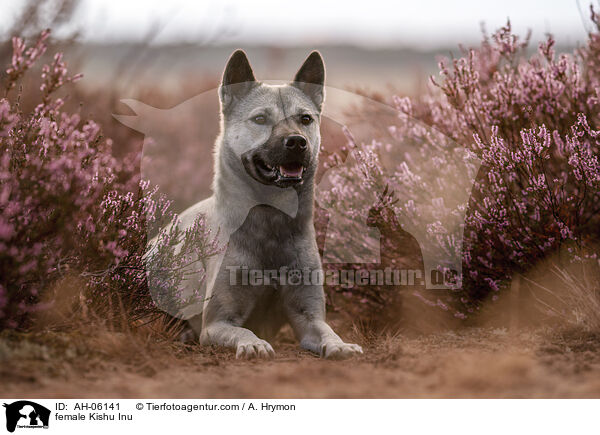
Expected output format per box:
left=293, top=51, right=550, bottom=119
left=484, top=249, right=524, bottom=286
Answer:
left=242, top=134, right=311, bottom=188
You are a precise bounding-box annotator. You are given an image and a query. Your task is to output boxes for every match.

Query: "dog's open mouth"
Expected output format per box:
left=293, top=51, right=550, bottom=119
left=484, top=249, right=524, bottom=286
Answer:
left=251, top=156, right=306, bottom=187
left=258, top=161, right=304, bottom=179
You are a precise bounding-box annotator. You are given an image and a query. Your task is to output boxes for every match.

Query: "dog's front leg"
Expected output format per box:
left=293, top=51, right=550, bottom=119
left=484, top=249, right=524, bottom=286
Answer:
left=284, top=287, right=363, bottom=359
left=297, top=319, right=363, bottom=360
left=200, top=321, right=275, bottom=359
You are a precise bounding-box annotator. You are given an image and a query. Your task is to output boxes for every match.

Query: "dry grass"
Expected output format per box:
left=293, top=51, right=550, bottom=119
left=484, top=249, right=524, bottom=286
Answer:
left=526, top=263, right=600, bottom=332
left=2, top=313, right=600, bottom=398
left=1, top=256, right=598, bottom=398
left=2, top=265, right=600, bottom=399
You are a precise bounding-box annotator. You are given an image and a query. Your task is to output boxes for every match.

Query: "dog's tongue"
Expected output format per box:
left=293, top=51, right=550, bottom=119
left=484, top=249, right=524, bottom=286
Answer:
left=279, top=163, right=303, bottom=178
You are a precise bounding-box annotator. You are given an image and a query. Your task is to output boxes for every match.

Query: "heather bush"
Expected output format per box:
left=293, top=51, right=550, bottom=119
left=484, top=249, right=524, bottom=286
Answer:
left=0, top=31, right=220, bottom=329
left=3, top=12, right=599, bottom=333
left=322, top=9, right=600, bottom=322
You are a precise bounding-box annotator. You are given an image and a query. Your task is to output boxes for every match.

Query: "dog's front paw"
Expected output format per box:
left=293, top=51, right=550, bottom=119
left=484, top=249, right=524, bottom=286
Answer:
left=319, top=340, right=363, bottom=360
left=235, top=339, right=275, bottom=359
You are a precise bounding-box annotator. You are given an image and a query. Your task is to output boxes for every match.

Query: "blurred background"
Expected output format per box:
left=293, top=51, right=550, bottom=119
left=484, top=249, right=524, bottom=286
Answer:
left=0, top=0, right=592, bottom=96
left=0, top=0, right=594, bottom=211
left=2, top=1, right=600, bottom=399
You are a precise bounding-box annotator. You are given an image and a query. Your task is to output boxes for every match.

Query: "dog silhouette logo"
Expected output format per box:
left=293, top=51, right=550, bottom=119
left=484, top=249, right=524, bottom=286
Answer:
left=3, top=401, right=50, bottom=432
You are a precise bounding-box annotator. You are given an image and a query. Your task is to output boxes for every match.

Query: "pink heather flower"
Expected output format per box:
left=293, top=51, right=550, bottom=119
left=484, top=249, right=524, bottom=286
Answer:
left=0, top=30, right=221, bottom=329
left=320, top=10, right=600, bottom=321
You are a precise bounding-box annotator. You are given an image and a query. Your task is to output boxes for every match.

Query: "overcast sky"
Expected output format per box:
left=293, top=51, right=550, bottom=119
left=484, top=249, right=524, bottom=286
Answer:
left=1, top=0, right=594, bottom=48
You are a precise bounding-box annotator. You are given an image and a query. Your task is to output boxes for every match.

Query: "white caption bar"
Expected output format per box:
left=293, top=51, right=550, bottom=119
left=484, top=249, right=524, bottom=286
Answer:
left=1, top=399, right=598, bottom=434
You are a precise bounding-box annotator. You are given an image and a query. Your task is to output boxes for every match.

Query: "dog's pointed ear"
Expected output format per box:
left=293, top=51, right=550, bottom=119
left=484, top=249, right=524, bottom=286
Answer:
left=292, top=51, right=325, bottom=112
left=220, top=50, right=257, bottom=110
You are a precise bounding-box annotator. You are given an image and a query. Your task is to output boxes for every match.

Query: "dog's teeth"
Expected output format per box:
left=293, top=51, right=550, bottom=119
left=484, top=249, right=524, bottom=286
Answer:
left=279, top=165, right=304, bottom=178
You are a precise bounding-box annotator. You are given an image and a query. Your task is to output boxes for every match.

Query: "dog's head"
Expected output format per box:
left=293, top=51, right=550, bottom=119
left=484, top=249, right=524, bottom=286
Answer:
left=218, top=50, right=324, bottom=189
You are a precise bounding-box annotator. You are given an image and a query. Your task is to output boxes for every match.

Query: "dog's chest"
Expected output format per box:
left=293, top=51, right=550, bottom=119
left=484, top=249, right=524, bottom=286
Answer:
left=229, top=204, right=307, bottom=268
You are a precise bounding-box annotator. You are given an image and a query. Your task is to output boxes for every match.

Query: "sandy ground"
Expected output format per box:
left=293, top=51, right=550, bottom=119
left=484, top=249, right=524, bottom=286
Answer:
left=2, top=323, right=600, bottom=399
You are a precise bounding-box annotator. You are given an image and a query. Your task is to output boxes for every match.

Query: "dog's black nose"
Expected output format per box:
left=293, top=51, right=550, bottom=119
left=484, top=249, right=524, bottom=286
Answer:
left=283, top=135, right=307, bottom=151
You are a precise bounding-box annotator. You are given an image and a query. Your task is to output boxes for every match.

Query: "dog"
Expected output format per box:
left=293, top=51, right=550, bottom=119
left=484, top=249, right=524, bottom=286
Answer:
left=152, top=50, right=363, bottom=360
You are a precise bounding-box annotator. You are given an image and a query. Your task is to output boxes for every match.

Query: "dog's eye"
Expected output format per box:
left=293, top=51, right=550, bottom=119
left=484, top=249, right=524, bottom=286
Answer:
left=300, top=114, right=313, bottom=125
left=253, top=115, right=266, bottom=125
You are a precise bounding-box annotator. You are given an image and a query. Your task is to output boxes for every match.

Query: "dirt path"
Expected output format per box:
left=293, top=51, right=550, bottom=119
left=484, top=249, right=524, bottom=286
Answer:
left=2, top=327, right=600, bottom=398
